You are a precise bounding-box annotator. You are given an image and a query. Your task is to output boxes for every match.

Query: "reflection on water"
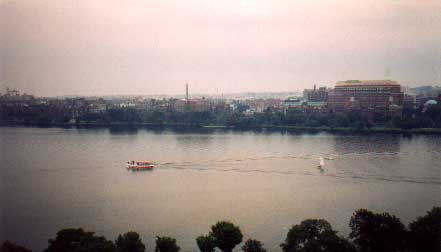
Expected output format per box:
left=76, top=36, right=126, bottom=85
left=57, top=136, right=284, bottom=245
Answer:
left=109, top=126, right=139, bottom=134
left=333, top=134, right=401, bottom=154
left=0, top=127, right=440, bottom=252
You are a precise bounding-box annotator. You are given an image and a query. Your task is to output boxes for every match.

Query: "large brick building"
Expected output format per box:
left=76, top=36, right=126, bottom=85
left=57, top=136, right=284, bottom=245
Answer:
left=328, top=80, right=403, bottom=113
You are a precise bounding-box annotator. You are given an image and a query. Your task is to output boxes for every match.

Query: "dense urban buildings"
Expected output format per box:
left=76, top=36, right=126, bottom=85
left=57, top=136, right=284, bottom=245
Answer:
left=1, top=81, right=440, bottom=129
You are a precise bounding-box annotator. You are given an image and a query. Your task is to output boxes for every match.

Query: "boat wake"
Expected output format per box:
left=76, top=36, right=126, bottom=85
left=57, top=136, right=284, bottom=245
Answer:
left=149, top=150, right=441, bottom=186
left=158, top=163, right=441, bottom=186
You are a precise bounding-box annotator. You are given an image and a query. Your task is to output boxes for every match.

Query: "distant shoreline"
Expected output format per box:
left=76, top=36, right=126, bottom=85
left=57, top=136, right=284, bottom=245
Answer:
left=2, top=121, right=441, bottom=134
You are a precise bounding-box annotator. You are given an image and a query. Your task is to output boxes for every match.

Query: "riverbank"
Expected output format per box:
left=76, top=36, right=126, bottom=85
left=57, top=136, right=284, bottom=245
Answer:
left=2, top=120, right=441, bottom=134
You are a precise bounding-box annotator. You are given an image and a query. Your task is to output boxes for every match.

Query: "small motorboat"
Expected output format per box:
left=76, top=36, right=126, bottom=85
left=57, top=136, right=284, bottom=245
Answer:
left=127, top=160, right=155, bottom=170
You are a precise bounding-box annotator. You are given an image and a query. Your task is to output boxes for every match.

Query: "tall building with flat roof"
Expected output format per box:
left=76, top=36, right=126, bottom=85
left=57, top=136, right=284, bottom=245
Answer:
left=328, top=80, right=403, bottom=113
left=303, top=84, right=328, bottom=103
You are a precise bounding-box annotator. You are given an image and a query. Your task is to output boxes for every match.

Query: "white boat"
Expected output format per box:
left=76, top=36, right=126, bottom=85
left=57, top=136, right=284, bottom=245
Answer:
left=127, top=160, right=155, bottom=170
left=318, top=157, right=325, bottom=168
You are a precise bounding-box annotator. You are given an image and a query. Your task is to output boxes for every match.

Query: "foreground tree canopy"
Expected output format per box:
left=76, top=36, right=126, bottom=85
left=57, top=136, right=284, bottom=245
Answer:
left=154, top=237, right=180, bottom=252
left=43, top=228, right=114, bottom=252
left=281, top=219, right=356, bottom=252
left=0, top=241, right=32, bottom=252
left=209, top=221, right=243, bottom=252
left=115, top=232, right=146, bottom=252
left=242, top=239, right=267, bottom=252
left=349, top=209, right=408, bottom=252
left=1, top=207, right=440, bottom=252
left=196, top=235, right=216, bottom=252
left=408, top=207, right=441, bottom=252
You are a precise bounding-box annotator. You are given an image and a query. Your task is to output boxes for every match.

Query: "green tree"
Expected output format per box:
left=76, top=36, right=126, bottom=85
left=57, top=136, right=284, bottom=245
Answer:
left=115, top=232, right=146, bottom=252
left=155, top=237, right=180, bottom=252
left=196, top=235, right=216, bottom=252
left=210, top=221, right=243, bottom=252
left=349, top=209, right=407, bottom=252
left=281, top=219, right=356, bottom=252
left=242, top=239, right=267, bottom=252
left=43, top=228, right=114, bottom=252
left=285, top=110, right=307, bottom=125
left=409, top=206, right=441, bottom=252
left=0, top=241, right=32, bottom=252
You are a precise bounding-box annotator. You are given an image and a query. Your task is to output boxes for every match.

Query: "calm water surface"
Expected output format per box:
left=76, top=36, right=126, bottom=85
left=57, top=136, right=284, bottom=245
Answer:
left=1, top=127, right=440, bottom=251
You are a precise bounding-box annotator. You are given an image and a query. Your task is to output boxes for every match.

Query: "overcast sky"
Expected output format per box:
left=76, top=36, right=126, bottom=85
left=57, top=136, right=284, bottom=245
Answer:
left=1, top=0, right=440, bottom=96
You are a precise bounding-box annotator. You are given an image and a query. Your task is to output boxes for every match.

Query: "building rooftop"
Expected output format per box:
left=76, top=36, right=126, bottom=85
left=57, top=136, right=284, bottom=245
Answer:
left=336, top=80, right=400, bottom=87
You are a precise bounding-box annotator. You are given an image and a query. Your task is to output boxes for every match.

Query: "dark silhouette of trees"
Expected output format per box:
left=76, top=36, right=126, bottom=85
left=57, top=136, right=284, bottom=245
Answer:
left=107, top=108, right=141, bottom=124
left=154, top=237, right=180, bottom=252
left=43, top=228, right=114, bottom=252
left=196, top=235, right=216, bottom=252
left=281, top=219, right=356, bottom=252
left=242, top=239, right=267, bottom=252
left=4, top=207, right=441, bottom=252
left=349, top=209, right=408, bottom=252
left=0, top=241, right=32, bottom=252
left=409, top=206, right=441, bottom=252
left=425, top=106, right=441, bottom=127
left=82, top=112, right=108, bottom=124
left=115, top=232, right=145, bottom=252
left=209, top=221, right=243, bottom=252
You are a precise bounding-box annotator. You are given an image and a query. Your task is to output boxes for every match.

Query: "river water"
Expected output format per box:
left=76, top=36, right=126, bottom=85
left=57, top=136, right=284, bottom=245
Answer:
left=1, top=127, right=440, bottom=251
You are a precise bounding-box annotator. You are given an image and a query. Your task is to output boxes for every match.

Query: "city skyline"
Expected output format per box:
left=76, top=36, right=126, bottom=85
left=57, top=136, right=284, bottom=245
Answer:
left=1, top=0, right=440, bottom=96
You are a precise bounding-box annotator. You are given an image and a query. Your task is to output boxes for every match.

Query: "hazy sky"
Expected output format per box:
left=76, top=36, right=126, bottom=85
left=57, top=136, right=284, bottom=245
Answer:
left=1, top=0, right=440, bottom=96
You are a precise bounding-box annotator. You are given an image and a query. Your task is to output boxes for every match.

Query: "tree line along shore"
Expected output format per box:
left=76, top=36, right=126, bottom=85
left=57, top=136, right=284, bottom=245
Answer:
left=2, top=207, right=440, bottom=252
left=1, top=98, right=441, bottom=132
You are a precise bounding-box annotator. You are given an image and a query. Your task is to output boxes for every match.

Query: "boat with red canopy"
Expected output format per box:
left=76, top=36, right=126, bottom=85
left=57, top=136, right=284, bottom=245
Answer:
left=126, top=160, right=155, bottom=170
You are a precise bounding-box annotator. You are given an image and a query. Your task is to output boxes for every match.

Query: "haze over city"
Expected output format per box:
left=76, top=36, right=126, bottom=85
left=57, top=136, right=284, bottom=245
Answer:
left=1, top=0, right=440, bottom=97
